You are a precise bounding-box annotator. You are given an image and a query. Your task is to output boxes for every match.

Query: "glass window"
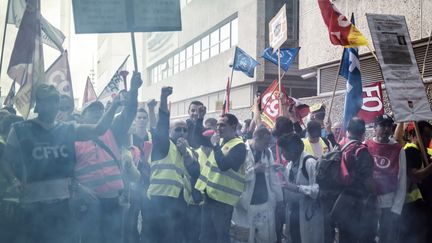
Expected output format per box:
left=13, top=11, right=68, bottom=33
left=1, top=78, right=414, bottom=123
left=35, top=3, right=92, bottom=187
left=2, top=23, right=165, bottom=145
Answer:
left=220, top=39, right=230, bottom=52
left=193, top=41, right=201, bottom=65
left=210, top=29, right=219, bottom=47
left=186, top=45, right=193, bottom=68
left=152, top=68, right=157, bottom=83
left=220, top=22, right=230, bottom=41
left=202, top=49, right=209, bottom=61
left=201, top=35, right=210, bottom=61
left=231, top=18, right=238, bottom=46
left=168, top=58, right=173, bottom=76
left=179, top=50, right=186, bottom=71
left=201, top=35, right=209, bottom=50
left=173, top=53, right=179, bottom=74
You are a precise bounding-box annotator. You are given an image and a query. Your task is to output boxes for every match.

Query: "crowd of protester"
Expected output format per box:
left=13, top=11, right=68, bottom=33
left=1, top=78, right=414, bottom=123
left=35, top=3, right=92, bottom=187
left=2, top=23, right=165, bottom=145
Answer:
left=0, top=73, right=432, bottom=243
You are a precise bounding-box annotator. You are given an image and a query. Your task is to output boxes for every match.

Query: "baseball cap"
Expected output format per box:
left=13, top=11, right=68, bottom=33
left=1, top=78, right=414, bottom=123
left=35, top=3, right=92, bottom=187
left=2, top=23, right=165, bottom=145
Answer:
left=374, top=114, right=394, bottom=126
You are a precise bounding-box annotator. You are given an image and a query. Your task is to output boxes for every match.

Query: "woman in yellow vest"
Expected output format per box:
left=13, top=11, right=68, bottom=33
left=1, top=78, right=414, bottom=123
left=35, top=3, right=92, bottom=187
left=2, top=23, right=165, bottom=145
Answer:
left=195, top=113, right=247, bottom=243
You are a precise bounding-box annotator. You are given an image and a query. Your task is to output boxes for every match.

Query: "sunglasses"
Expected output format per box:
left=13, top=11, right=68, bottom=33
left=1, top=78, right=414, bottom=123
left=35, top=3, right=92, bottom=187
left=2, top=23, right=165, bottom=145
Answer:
left=174, top=127, right=188, bottom=133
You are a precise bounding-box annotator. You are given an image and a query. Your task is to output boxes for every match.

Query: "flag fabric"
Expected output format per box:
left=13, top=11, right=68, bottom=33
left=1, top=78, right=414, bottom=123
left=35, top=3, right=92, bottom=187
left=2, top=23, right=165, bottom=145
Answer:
left=261, top=47, right=300, bottom=72
left=82, top=76, right=97, bottom=108
left=340, top=16, right=363, bottom=130
left=3, top=81, right=16, bottom=107
left=286, top=96, right=310, bottom=123
left=317, top=0, right=368, bottom=47
left=45, top=51, right=74, bottom=100
left=357, top=82, right=384, bottom=124
left=232, top=47, right=260, bottom=78
left=260, top=80, right=286, bottom=128
left=7, top=0, right=45, bottom=118
left=97, top=55, right=130, bottom=106
left=8, top=0, right=65, bottom=51
left=222, top=77, right=231, bottom=115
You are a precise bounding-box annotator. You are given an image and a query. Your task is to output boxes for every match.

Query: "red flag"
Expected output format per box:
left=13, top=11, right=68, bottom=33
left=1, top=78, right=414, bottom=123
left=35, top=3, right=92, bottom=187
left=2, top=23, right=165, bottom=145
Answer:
left=45, top=51, right=74, bottom=100
left=222, top=77, right=231, bottom=115
left=82, top=76, right=97, bottom=108
left=7, top=0, right=44, bottom=118
left=317, top=0, right=368, bottom=47
left=260, top=80, right=309, bottom=128
left=357, top=82, right=384, bottom=124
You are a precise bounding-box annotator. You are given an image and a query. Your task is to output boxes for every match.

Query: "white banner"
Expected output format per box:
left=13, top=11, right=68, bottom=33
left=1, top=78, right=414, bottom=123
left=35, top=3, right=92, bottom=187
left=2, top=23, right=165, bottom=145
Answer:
left=269, top=4, right=287, bottom=51
left=367, top=14, right=432, bottom=122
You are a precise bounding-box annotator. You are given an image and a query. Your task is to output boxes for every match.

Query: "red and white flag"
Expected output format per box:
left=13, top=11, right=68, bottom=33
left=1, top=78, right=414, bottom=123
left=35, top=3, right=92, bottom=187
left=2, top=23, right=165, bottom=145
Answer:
left=357, top=82, right=384, bottom=124
left=7, top=0, right=44, bottom=118
left=97, top=55, right=129, bottom=106
left=45, top=50, right=74, bottom=100
left=222, top=77, right=231, bottom=115
left=82, top=76, right=97, bottom=108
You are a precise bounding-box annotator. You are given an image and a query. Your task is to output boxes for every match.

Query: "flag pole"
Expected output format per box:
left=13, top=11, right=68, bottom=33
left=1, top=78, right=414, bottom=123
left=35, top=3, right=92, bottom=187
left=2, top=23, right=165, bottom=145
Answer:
left=414, top=122, right=430, bottom=166
left=277, top=48, right=283, bottom=116
left=327, top=54, right=344, bottom=123
left=421, top=30, right=432, bottom=79
left=130, top=32, right=138, bottom=72
left=0, top=0, right=12, bottom=83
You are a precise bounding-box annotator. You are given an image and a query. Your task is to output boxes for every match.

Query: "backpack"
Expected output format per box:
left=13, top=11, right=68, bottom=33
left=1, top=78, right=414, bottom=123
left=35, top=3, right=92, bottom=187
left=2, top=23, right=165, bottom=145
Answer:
left=316, top=140, right=366, bottom=193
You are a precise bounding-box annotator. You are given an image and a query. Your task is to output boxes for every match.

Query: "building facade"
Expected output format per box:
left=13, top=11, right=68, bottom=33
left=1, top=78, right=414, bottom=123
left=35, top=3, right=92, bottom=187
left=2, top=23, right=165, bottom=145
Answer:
left=138, top=0, right=316, bottom=120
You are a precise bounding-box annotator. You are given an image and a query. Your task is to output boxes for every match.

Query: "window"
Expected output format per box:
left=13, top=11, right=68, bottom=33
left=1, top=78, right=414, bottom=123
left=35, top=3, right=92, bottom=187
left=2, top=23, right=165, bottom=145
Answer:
left=186, top=45, right=193, bottom=68
left=220, top=22, right=230, bottom=52
left=193, top=41, right=201, bottom=65
left=173, top=53, right=179, bottom=74
left=149, top=16, right=239, bottom=82
left=179, top=50, right=186, bottom=71
left=201, top=35, right=210, bottom=61
left=231, top=18, right=238, bottom=46
left=210, top=29, right=220, bottom=57
left=167, top=58, right=173, bottom=76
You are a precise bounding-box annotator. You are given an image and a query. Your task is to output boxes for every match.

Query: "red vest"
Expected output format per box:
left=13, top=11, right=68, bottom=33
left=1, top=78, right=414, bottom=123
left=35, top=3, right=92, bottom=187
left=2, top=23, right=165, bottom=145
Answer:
left=366, top=139, right=401, bottom=195
left=75, top=130, right=123, bottom=197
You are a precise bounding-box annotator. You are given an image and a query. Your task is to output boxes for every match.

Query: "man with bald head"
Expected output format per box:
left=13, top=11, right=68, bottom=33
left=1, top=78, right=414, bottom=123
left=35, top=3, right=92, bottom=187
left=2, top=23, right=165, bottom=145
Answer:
left=147, top=86, right=200, bottom=243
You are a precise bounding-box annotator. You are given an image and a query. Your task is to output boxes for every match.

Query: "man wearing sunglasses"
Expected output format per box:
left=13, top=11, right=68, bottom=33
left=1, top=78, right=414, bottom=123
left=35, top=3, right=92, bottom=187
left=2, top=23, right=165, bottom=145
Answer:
left=147, top=86, right=200, bottom=243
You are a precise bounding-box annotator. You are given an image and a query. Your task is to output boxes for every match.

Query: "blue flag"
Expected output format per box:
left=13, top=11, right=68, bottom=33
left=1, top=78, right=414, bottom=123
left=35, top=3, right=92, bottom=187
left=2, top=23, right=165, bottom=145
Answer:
left=340, top=15, right=363, bottom=130
left=233, top=47, right=259, bottom=78
left=340, top=43, right=363, bottom=130
left=261, top=47, right=299, bottom=72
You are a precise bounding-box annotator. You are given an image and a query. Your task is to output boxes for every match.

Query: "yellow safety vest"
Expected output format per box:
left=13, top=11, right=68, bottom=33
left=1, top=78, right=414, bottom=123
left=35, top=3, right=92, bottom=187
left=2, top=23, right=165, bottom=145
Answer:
left=196, top=147, right=211, bottom=171
left=303, top=138, right=329, bottom=157
left=195, top=137, right=246, bottom=206
left=147, top=140, right=192, bottom=201
left=404, top=143, right=424, bottom=203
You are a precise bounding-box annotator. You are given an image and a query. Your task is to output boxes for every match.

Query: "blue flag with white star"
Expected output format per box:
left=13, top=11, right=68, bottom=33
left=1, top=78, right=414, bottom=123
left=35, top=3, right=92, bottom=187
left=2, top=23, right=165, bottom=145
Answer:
left=340, top=16, right=363, bottom=130
left=233, top=47, right=259, bottom=78
left=261, top=47, right=299, bottom=72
